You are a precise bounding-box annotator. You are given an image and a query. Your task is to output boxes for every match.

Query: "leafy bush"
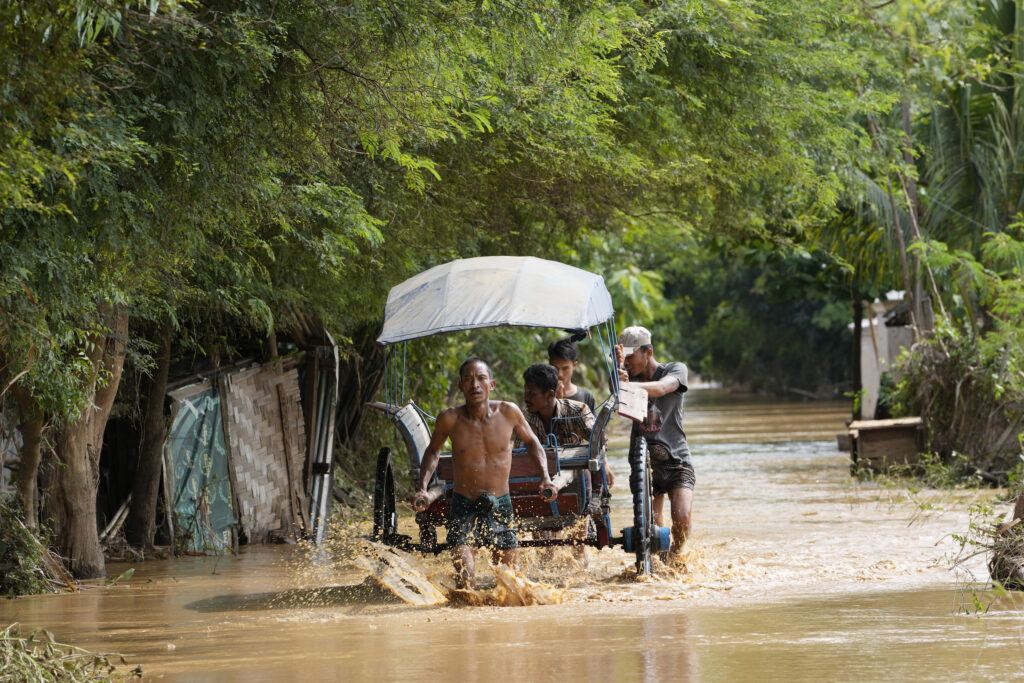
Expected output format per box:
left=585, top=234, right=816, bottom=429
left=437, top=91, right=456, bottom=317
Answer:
left=893, top=236, right=1024, bottom=483
left=0, top=498, right=54, bottom=597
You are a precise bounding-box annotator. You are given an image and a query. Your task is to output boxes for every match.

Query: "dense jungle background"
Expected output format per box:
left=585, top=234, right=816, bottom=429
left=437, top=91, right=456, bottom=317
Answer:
left=2, top=0, right=1023, bottom=582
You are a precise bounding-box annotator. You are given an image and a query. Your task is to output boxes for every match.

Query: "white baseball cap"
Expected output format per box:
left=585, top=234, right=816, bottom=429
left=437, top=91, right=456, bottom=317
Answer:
left=619, top=326, right=652, bottom=356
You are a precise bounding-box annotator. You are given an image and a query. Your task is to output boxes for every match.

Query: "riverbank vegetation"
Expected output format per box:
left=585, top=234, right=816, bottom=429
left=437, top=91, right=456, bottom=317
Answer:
left=0, top=500, right=54, bottom=596
left=0, top=623, right=139, bottom=681
left=1, top=0, right=1023, bottom=583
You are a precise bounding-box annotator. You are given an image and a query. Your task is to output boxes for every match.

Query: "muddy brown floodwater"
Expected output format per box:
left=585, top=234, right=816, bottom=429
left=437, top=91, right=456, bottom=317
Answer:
left=4, top=392, right=1024, bottom=681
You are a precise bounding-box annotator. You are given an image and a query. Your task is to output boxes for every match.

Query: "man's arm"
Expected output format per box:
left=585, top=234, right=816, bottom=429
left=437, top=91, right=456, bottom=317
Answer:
left=506, top=403, right=557, bottom=501
left=614, top=343, right=681, bottom=398
left=411, top=411, right=454, bottom=510
left=625, top=375, right=680, bottom=398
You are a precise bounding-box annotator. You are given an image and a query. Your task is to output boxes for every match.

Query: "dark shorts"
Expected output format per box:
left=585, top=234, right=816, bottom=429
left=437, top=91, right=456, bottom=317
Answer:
left=447, top=492, right=518, bottom=550
left=648, top=443, right=695, bottom=496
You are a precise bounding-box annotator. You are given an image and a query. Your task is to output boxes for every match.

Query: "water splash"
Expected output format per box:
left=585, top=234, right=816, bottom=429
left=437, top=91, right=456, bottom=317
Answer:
left=442, top=565, right=565, bottom=606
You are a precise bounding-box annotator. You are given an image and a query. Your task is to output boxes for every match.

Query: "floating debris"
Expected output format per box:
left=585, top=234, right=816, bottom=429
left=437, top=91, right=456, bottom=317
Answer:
left=355, top=544, right=447, bottom=606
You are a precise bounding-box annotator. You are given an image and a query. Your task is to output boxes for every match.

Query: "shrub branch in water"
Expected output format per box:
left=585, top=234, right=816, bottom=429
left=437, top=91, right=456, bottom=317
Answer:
left=0, top=623, right=140, bottom=681
left=987, top=487, right=1024, bottom=590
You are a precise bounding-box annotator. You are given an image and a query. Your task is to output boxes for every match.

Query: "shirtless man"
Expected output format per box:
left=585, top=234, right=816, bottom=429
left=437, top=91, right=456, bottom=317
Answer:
left=412, top=357, right=557, bottom=588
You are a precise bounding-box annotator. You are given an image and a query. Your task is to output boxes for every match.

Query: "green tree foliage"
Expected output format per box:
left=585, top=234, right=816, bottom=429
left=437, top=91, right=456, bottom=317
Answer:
left=817, top=0, right=1024, bottom=474
left=0, top=0, right=672, bottom=575
left=892, top=233, right=1024, bottom=475
left=654, top=235, right=854, bottom=396
left=11, top=0, right=1014, bottom=574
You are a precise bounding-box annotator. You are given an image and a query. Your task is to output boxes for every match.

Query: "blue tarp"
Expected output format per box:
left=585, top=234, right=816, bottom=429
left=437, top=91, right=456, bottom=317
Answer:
left=166, top=384, right=236, bottom=552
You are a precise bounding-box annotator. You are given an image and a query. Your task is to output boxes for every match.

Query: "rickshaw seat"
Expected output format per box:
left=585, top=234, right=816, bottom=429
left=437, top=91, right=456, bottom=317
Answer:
left=419, top=493, right=582, bottom=525
left=513, top=493, right=581, bottom=518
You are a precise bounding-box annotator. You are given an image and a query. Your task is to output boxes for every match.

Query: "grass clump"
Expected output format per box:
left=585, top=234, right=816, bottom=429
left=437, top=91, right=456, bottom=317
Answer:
left=0, top=623, right=140, bottom=681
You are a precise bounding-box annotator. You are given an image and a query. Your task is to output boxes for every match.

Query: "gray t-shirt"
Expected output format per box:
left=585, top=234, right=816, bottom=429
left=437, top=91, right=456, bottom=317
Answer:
left=565, top=386, right=596, bottom=413
left=630, top=362, right=690, bottom=464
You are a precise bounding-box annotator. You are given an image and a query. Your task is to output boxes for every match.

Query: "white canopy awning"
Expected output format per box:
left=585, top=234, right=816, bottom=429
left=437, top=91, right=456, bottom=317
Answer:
left=377, top=256, right=614, bottom=345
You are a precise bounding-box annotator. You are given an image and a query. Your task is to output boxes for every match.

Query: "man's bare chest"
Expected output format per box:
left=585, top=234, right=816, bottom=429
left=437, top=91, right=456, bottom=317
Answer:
left=452, top=415, right=512, bottom=457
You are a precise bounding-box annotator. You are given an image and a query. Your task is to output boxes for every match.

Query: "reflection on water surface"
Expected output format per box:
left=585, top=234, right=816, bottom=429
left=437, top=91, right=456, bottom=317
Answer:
left=2, top=392, right=1022, bottom=681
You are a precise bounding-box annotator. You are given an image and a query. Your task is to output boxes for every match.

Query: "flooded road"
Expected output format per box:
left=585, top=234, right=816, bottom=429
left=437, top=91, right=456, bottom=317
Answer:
left=4, top=392, right=1024, bottom=681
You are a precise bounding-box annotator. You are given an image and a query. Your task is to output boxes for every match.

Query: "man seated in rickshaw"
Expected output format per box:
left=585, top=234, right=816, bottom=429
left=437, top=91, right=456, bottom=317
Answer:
left=412, top=357, right=556, bottom=589
left=546, top=341, right=616, bottom=488
left=518, top=363, right=603, bottom=561
left=521, top=363, right=596, bottom=449
left=548, top=338, right=597, bottom=412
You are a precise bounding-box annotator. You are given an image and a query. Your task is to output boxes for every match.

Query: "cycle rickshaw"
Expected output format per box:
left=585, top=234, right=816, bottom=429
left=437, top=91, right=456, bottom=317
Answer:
left=368, top=256, right=669, bottom=575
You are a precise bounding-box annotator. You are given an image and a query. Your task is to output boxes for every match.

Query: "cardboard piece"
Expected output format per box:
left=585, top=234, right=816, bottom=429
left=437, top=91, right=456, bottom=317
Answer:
left=617, top=382, right=649, bottom=423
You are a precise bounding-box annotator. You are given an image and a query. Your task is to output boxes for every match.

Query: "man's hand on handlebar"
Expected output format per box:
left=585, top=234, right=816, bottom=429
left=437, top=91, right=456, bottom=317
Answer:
left=539, top=478, right=558, bottom=502
left=614, top=344, right=629, bottom=382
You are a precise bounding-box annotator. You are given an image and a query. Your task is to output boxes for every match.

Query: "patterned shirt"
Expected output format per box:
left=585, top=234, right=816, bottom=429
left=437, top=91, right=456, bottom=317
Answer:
left=516, top=398, right=595, bottom=448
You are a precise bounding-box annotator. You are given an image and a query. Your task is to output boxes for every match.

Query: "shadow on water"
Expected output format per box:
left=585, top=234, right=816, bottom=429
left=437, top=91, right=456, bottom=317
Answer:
left=184, top=579, right=401, bottom=613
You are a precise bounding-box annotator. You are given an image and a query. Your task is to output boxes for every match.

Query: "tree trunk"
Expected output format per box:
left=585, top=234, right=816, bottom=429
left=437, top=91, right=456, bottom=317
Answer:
left=16, top=411, right=43, bottom=529
left=52, top=307, right=129, bottom=579
left=54, top=426, right=105, bottom=578
left=851, top=289, right=862, bottom=420
left=125, top=323, right=172, bottom=549
left=0, top=354, right=44, bottom=529
left=268, top=331, right=279, bottom=359
left=899, top=97, right=939, bottom=333
left=334, top=324, right=387, bottom=451
left=1013, top=486, right=1024, bottom=526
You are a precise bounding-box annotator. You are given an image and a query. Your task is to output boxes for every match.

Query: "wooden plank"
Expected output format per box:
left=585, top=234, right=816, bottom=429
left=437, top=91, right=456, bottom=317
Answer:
left=303, top=354, right=319, bottom=492
left=617, top=383, right=648, bottom=422
left=860, top=426, right=920, bottom=467
left=277, top=383, right=310, bottom=534
left=356, top=543, right=447, bottom=606
left=848, top=417, right=923, bottom=431
left=836, top=432, right=851, bottom=452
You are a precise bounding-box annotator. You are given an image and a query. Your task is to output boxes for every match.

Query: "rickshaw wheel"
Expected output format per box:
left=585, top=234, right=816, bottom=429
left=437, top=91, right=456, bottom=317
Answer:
left=372, top=447, right=398, bottom=543
left=628, top=436, right=653, bottom=576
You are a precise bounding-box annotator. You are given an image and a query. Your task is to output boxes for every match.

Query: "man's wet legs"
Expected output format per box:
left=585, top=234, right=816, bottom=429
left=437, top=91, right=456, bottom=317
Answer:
left=491, top=547, right=517, bottom=569
left=667, top=487, right=692, bottom=553
left=454, top=546, right=519, bottom=588
left=654, top=488, right=693, bottom=555
left=452, top=544, right=475, bottom=588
